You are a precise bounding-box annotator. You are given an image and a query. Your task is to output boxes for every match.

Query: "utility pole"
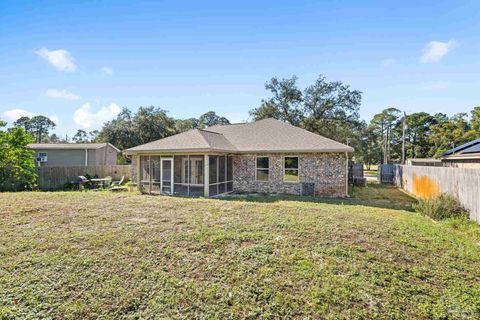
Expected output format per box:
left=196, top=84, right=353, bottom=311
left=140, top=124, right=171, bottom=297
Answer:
left=401, top=111, right=407, bottom=164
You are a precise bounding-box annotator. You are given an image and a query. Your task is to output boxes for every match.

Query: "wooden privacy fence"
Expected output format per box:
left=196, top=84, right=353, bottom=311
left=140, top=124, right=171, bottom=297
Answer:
left=36, top=165, right=132, bottom=190
left=393, top=165, right=480, bottom=223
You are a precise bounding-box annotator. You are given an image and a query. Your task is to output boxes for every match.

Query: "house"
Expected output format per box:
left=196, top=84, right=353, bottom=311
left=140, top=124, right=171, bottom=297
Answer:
left=405, top=158, right=443, bottom=167
left=27, top=143, right=120, bottom=167
left=440, top=138, right=480, bottom=168
left=124, top=118, right=353, bottom=197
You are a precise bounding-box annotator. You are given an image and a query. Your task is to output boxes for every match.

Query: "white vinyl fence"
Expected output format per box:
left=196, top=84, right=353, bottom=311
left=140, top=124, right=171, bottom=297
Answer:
left=393, top=165, right=480, bottom=223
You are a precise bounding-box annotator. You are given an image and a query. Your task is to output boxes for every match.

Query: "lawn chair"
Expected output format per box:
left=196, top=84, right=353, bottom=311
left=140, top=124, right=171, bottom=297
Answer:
left=111, top=176, right=128, bottom=192
left=111, top=176, right=125, bottom=187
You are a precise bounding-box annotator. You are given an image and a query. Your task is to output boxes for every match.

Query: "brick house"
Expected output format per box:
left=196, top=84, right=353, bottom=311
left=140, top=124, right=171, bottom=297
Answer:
left=124, top=118, right=353, bottom=197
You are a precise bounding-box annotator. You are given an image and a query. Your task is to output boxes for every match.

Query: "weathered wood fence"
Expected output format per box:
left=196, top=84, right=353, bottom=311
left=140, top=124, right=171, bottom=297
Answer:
left=393, top=165, right=480, bottom=223
left=36, top=165, right=132, bottom=190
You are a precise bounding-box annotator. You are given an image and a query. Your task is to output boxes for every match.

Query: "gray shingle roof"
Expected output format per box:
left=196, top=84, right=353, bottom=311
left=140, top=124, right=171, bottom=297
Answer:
left=124, top=118, right=353, bottom=154
left=125, top=129, right=237, bottom=153
left=27, top=143, right=120, bottom=152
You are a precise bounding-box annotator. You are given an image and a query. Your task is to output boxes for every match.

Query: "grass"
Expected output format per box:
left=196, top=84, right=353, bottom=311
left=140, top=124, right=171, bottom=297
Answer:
left=1, top=186, right=480, bottom=319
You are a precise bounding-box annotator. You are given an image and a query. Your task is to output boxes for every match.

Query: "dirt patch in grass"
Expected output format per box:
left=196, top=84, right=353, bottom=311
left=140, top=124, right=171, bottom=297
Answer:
left=0, top=191, right=479, bottom=319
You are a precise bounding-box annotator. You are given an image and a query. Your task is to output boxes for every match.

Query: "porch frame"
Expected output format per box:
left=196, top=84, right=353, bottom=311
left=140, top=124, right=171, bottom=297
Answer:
left=136, top=153, right=234, bottom=197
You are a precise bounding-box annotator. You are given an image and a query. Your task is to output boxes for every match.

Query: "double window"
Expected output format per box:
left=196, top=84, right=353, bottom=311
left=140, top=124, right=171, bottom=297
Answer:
left=284, top=157, right=299, bottom=182
left=256, top=157, right=270, bottom=181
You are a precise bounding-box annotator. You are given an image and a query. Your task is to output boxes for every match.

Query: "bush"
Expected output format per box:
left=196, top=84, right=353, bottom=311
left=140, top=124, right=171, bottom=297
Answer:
left=0, top=123, right=37, bottom=191
left=414, top=193, right=469, bottom=220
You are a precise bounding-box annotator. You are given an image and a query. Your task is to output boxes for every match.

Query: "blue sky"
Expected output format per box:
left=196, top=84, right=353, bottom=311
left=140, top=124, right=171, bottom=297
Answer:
left=1, top=0, right=480, bottom=137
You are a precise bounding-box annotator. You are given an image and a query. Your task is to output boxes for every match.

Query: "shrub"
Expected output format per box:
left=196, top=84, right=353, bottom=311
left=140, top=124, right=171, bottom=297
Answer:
left=0, top=123, right=37, bottom=191
left=414, top=193, right=469, bottom=220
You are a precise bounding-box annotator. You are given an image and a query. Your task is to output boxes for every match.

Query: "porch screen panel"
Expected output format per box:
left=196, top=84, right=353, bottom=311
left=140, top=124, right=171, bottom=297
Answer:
left=151, top=156, right=161, bottom=194
left=218, top=156, right=226, bottom=194
left=174, top=155, right=188, bottom=196
left=140, top=156, right=151, bottom=192
left=227, top=156, right=233, bottom=192
left=209, top=156, right=218, bottom=196
left=189, top=156, right=204, bottom=196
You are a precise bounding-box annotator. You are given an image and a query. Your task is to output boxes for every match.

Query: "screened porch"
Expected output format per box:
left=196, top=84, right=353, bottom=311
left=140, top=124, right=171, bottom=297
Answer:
left=139, top=154, right=233, bottom=197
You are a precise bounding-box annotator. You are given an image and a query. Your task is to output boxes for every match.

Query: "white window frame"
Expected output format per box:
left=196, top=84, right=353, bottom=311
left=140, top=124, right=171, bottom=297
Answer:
left=255, top=156, right=270, bottom=182
left=283, top=156, right=299, bottom=183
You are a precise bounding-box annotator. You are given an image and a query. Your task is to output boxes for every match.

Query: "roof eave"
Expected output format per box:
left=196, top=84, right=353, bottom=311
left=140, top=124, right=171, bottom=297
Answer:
left=123, top=148, right=237, bottom=155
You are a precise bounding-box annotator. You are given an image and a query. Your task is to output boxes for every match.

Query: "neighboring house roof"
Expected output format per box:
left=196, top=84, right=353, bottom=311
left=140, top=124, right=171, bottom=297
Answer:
left=407, top=158, right=442, bottom=163
left=442, top=138, right=480, bottom=158
left=28, top=143, right=121, bottom=152
left=124, top=118, right=353, bottom=154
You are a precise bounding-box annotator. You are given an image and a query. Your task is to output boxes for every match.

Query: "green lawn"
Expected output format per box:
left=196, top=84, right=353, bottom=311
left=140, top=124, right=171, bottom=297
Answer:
left=1, top=187, right=480, bottom=319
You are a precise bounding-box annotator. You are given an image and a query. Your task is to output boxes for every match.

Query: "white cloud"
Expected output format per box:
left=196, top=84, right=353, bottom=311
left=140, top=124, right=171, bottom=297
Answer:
left=420, top=40, right=458, bottom=63
left=421, top=81, right=450, bottom=91
left=35, top=47, right=77, bottom=72
left=73, top=102, right=121, bottom=129
left=382, top=58, right=396, bottom=67
left=46, top=88, right=81, bottom=100
left=101, top=67, right=113, bottom=75
left=49, top=114, right=61, bottom=125
left=1, top=108, right=35, bottom=122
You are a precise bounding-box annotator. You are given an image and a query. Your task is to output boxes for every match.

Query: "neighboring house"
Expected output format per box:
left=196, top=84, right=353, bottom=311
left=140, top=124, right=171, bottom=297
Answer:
left=28, top=143, right=120, bottom=167
left=124, top=118, right=353, bottom=197
left=440, top=138, right=480, bottom=168
left=405, top=158, right=443, bottom=167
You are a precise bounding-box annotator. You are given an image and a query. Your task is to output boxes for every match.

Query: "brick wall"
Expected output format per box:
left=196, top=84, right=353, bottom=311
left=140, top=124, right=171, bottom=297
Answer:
left=232, top=153, right=347, bottom=197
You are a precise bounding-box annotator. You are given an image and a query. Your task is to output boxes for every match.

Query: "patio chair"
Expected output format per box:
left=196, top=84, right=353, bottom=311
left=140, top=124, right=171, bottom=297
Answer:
left=111, top=176, right=125, bottom=187
left=111, top=176, right=128, bottom=192
left=103, top=176, right=113, bottom=188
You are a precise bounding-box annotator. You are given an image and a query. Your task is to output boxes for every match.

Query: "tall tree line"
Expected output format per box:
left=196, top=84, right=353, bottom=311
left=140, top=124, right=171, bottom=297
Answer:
left=9, top=76, right=480, bottom=168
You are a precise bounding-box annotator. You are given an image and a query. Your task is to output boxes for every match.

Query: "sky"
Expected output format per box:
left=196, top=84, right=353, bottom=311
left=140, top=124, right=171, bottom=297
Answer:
left=1, top=0, right=480, bottom=138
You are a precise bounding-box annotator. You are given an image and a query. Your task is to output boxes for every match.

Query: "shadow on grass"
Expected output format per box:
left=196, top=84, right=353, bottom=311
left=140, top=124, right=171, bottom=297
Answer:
left=219, top=182, right=417, bottom=212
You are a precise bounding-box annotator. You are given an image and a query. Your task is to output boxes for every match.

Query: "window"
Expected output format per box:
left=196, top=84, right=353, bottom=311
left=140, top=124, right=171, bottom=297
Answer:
left=284, top=157, right=299, bottom=182
left=256, top=157, right=270, bottom=181
left=37, top=152, right=48, bottom=163
left=181, top=157, right=204, bottom=185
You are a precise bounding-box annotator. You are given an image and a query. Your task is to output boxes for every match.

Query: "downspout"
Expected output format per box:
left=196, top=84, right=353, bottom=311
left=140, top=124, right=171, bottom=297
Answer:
left=85, top=149, right=88, bottom=166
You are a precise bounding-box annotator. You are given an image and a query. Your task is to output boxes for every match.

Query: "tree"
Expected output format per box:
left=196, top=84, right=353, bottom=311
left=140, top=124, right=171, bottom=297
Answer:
left=96, top=106, right=176, bottom=150
left=428, top=113, right=477, bottom=157
left=13, top=115, right=56, bottom=143
left=471, top=106, right=480, bottom=133
left=133, top=106, right=176, bottom=144
left=13, top=116, right=33, bottom=133
left=403, top=112, right=436, bottom=159
left=175, top=118, right=199, bottom=133
left=0, top=120, right=37, bottom=191
left=96, top=108, right=138, bottom=150
left=370, top=108, right=401, bottom=163
left=72, top=129, right=89, bottom=143
left=88, top=130, right=99, bottom=142
left=249, top=76, right=304, bottom=125
left=301, top=75, right=362, bottom=144
left=198, top=111, right=230, bottom=128
left=355, top=124, right=383, bottom=169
